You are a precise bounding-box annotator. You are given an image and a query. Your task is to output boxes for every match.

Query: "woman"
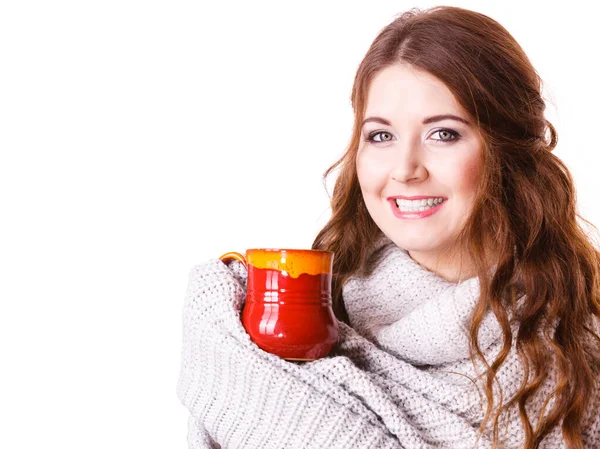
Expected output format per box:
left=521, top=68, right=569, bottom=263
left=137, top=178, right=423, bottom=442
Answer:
left=177, top=6, right=600, bottom=448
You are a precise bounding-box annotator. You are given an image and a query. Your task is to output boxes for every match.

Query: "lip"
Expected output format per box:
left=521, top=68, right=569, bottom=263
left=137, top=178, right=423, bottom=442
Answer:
left=388, top=198, right=446, bottom=219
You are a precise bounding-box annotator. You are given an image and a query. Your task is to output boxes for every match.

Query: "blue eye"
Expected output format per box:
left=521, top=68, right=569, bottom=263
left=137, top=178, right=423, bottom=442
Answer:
left=431, top=129, right=461, bottom=142
left=363, top=128, right=461, bottom=144
left=365, top=131, right=393, bottom=143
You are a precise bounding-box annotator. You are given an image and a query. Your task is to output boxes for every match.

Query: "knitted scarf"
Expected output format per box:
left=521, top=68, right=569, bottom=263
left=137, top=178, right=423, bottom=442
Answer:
left=176, top=238, right=599, bottom=448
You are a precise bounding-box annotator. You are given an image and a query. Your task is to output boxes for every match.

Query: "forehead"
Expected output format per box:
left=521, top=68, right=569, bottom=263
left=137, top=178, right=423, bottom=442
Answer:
left=365, top=63, right=465, bottom=118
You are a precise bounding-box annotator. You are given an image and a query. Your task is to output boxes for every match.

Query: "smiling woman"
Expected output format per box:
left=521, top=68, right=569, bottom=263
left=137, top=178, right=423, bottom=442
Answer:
left=178, top=5, right=600, bottom=449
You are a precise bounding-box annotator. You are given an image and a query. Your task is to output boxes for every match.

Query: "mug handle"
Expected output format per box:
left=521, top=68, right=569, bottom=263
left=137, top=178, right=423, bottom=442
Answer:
left=219, top=251, right=248, bottom=270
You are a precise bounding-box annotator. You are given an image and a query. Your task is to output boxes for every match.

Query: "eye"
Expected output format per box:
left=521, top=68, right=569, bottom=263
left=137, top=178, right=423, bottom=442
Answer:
left=430, top=129, right=461, bottom=143
left=365, top=130, right=393, bottom=143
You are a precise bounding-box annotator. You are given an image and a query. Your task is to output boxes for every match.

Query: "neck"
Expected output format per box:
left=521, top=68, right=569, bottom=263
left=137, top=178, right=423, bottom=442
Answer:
left=407, top=249, right=477, bottom=283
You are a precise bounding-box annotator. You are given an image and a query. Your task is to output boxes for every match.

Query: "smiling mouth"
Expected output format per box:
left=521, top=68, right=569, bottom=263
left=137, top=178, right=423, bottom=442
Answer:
left=389, top=197, right=446, bottom=219
left=394, top=197, right=446, bottom=212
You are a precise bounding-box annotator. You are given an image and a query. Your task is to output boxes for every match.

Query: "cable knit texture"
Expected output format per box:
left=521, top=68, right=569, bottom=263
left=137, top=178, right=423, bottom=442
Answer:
left=177, top=237, right=600, bottom=448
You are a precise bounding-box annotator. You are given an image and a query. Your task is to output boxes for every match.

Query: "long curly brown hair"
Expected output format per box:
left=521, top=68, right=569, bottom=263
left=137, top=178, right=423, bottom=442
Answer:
left=312, top=6, right=600, bottom=448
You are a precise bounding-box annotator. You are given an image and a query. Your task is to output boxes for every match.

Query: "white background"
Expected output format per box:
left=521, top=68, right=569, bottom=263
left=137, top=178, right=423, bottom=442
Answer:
left=1, top=1, right=598, bottom=448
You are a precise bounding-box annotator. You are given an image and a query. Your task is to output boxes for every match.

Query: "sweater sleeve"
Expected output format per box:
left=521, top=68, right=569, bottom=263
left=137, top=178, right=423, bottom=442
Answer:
left=187, top=415, right=220, bottom=449
left=175, top=259, right=507, bottom=449
left=176, top=259, right=402, bottom=449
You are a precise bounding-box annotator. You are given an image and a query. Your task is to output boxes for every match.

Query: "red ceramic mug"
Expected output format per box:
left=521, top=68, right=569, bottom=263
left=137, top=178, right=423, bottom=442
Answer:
left=219, top=248, right=338, bottom=361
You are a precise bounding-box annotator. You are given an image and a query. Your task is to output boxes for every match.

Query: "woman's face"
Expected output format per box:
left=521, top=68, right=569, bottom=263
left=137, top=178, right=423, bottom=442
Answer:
left=356, top=63, right=484, bottom=268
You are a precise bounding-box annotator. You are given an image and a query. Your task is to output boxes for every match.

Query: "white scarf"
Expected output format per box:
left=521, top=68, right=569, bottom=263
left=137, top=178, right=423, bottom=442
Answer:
left=343, top=236, right=503, bottom=365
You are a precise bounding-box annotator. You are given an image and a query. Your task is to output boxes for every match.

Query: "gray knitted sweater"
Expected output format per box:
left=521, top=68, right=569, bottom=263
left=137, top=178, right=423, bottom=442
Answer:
left=177, top=238, right=600, bottom=448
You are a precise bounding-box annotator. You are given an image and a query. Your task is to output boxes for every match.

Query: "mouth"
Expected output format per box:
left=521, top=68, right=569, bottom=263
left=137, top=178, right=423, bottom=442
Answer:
left=389, top=197, right=446, bottom=219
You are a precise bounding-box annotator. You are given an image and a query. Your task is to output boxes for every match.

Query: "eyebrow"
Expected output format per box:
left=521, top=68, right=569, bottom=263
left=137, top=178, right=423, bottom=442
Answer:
left=361, top=114, right=470, bottom=128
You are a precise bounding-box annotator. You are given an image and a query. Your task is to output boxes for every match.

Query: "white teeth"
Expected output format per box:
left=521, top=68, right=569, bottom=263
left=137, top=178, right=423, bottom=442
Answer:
left=395, top=197, right=445, bottom=212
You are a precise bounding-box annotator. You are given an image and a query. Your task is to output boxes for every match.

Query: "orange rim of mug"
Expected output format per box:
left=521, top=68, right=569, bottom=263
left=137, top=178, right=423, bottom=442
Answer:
left=219, top=249, right=333, bottom=278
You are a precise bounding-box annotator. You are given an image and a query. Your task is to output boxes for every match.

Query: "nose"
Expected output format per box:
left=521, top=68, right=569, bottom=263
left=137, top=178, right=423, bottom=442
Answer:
left=389, top=138, right=428, bottom=183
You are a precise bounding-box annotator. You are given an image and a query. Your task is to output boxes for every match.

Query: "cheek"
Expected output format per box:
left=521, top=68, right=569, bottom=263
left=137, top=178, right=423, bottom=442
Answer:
left=451, top=153, right=483, bottom=197
left=355, top=152, right=370, bottom=190
left=356, top=151, right=385, bottom=193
